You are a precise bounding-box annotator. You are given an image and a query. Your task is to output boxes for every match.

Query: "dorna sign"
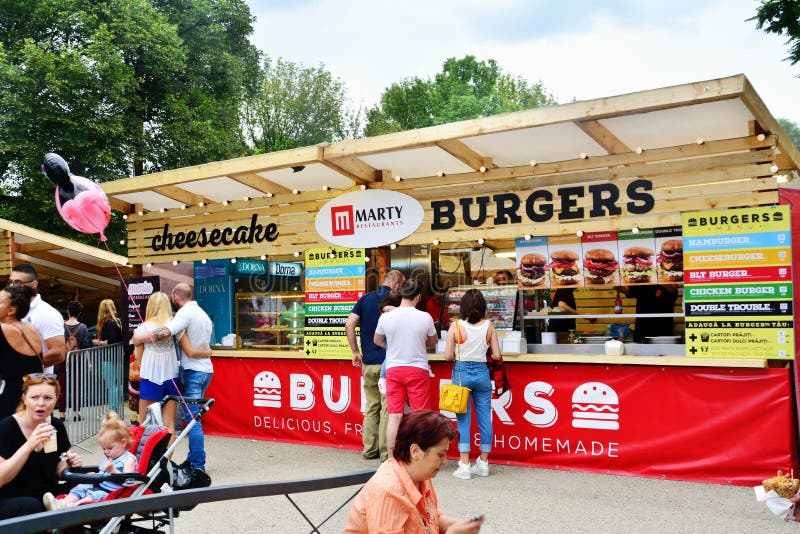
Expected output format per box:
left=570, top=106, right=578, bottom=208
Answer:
left=315, top=190, right=424, bottom=248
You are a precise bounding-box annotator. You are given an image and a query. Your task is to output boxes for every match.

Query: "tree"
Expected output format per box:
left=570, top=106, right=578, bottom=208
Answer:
left=365, top=55, right=557, bottom=136
left=779, top=118, right=800, bottom=150
left=0, top=0, right=259, bottom=250
left=241, top=57, right=362, bottom=154
left=751, top=0, right=800, bottom=72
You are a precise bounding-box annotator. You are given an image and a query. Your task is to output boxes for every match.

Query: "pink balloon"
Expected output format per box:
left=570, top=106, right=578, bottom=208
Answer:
left=55, top=175, right=111, bottom=241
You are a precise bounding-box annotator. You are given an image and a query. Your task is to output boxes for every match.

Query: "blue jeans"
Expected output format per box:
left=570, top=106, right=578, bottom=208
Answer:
left=180, top=369, right=213, bottom=470
left=452, top=361, right=492, bottom=454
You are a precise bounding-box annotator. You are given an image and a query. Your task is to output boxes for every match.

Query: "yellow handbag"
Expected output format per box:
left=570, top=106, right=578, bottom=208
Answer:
left=439, top=321, right=471, bottom=414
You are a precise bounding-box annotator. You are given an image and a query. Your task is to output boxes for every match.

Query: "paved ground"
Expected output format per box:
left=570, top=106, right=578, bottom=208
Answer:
left=77, top=432, right=796, bottom=533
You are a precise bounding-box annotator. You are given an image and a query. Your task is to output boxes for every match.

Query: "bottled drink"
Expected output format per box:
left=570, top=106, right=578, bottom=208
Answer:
left=614, top=292, right=623, bottom=314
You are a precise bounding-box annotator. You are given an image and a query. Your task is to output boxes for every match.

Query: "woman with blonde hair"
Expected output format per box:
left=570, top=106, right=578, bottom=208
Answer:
left=93, top=299, right=123, bottom=347
left=0, top=373, right=82, bottom=518
left=134, top=293, right=210, bottom=440
left=93, top=299, right=125, bottom=414
left=134, top=292, right=180, bottom=437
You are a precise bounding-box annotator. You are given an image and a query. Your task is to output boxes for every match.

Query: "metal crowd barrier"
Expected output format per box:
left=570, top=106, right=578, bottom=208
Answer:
left=0, top=469, right=376, bottom=534
left=63, top=342, right=126, bottom=450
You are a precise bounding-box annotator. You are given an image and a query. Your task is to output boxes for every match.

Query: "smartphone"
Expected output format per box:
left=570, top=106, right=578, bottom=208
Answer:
left=471, top=514, right=485, bottom=522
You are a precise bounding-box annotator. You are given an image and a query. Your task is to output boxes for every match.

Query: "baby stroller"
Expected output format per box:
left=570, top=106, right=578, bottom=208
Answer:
left=60, top=395, right=214, bottom=533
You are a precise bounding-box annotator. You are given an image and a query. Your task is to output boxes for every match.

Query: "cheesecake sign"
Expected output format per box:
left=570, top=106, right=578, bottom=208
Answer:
left=315, top=190, right=424, bottom=248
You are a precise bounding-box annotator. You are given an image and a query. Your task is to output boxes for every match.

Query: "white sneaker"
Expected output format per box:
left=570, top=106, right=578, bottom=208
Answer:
left=43, top=492, right=63, bottom=511
left=470, top=458, right=490, bottom=477
left=453, top=461, right=472, bottom=480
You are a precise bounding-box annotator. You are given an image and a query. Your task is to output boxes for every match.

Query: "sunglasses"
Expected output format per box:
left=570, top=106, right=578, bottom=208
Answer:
left=24, top=372, right=58, bottom=382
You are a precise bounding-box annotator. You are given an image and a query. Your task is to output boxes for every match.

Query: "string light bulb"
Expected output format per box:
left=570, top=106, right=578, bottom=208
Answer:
left=201, top=259, right=207, bottom=264
left=260, top=255, right=266, bottom=260
left=293, top=251, right=301, bottom=257
left=122, top=214, right=128, bottom=220
left=432, top=239, right=440, bottom=246
left=230, top=258, right=237, bottom=264
left=576, top=230, right=584, bottom=237
left=222, top=200, right=229, bottom=206
left=632, top=226, right=640, bottom=234
left=198, top=201, right=205, bottom=207
left=771, top=165, right=780, bottom=173
left=390, top=243, right=397, bottom=250
left=478, top=238, right=485, bottom=245
left=394, top=175, right=402, bottom=182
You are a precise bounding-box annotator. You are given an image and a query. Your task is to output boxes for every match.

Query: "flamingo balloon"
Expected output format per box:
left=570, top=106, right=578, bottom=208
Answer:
left=41, top=153, right=111, bottom=241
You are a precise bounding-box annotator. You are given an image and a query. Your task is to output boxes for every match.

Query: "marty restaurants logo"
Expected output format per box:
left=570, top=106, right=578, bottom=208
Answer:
left=316, top=190, right=424, bottom=248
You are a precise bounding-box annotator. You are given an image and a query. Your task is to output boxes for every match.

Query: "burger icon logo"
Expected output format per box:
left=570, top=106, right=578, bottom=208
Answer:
left=253, top=371, right=282, bottom=408
left=571, top=382, right=619, bottom=430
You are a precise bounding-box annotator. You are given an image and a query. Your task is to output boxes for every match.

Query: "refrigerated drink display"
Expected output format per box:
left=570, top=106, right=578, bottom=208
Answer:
left=443, top=285, right=518, bottom=330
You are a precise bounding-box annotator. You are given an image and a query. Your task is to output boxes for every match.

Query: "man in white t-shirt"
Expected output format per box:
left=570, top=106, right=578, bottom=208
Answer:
left=374, top=279, right=438, bottom=459
left=9, top=264, right=65, bottom=372
left=131, top=283, right=213, bottom=470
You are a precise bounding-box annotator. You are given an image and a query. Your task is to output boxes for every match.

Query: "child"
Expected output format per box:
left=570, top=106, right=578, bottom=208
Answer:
left=43, top=412, right=137, bottom=510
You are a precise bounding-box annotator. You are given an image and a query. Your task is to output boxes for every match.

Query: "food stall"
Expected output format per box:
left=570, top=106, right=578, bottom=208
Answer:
left=0, top=217, right=132, bottom=316
left=103, top=74, right=800, bottom=485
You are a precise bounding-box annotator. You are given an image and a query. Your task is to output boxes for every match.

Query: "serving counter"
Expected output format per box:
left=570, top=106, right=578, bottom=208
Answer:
left=202, top=346, right=791, bottom=486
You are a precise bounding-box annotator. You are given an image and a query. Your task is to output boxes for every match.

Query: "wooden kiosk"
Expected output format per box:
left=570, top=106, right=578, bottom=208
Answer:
left=103, top=74, right=800, bottom=485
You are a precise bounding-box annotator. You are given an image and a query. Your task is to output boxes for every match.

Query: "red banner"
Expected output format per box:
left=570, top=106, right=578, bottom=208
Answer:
left=204, top=358, right=795, bottom=485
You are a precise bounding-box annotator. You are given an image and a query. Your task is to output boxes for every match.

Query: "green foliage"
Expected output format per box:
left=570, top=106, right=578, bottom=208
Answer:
left=779, top=118, right=800, bottom=150
left=751, top=0, right=800, bottom=70
left=242, top=57, right=362, bottom=153
left=365, top=55, right=557, bottom=136
left=0, top=0, right=259, bottom=252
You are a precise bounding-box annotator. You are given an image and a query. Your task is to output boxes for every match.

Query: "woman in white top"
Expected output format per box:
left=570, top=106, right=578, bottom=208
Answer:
left=444, top=289, right=501, bottom=480
left=133, top=292, right=209, bottom=441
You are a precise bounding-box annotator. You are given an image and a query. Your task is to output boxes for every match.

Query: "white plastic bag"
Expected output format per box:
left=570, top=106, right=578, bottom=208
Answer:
left=753, top=485, right=796, bottom=520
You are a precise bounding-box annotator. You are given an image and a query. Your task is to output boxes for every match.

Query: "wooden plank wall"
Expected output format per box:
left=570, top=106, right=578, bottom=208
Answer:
left=572, top=287, right=684, bottom=336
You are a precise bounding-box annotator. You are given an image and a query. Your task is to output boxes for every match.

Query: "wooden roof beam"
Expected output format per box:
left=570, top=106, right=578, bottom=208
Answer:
left=741, top=77, right=800, bottom=170
left=326, top=75, right=747, bottom=158
left=435, top=139, right=494, bottom=171
left=320, top=156, right=377, bottom=184
left=152, top=186, right=210, bottom=207
left=102, top=145, right=324, bottom=194
left=226, top=173, right=293, bottom=195
left=108, top=196, right=132, bottom=214
left=575, top=120, right=631, bottom=155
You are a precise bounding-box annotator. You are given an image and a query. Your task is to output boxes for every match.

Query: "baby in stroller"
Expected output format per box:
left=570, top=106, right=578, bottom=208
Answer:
left=43, top=412, right=137, bottom=510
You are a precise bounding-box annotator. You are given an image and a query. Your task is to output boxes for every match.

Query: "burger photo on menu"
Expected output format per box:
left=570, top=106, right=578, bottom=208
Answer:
left=657, top=239, right=684, bottom=282
left=517, top=253, right=547, bottom=287
left=548, top=250, right=582, bottom=286
left=621, top=247, right=655, bottom=283
left=582, top=249, right=619, bottom=285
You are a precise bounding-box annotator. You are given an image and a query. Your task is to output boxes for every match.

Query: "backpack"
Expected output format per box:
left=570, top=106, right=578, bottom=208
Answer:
left=65, top=323, right=86, bottom=352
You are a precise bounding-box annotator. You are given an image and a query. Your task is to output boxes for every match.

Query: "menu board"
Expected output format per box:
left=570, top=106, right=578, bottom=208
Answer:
left=683, top=206, right=793, bottom=359
left=514, top=225, right=683, bottom=289
left=303, top=247, right=366, bottom=359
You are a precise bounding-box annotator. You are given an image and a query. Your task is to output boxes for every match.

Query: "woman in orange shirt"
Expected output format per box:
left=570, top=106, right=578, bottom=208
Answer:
left=346, top=410, right=485, bottom=533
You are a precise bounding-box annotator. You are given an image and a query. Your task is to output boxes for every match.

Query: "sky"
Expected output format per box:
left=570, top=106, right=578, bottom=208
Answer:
left=245, top=0, right=800, bottom=123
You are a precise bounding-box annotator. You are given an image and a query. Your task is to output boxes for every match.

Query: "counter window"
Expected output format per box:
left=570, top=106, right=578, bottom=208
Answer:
left=235, top=274, right=304, bottom=350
